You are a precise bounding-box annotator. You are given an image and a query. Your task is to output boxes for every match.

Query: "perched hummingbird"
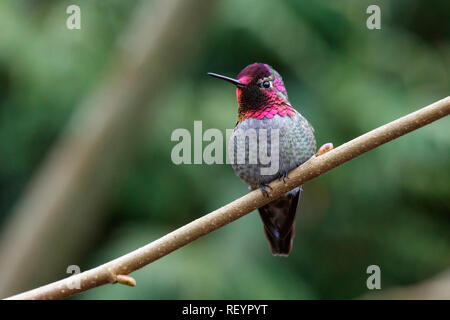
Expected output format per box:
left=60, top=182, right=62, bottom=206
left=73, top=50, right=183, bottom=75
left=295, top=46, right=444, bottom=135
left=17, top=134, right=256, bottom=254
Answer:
left=208, top=63, right=317, bottom=256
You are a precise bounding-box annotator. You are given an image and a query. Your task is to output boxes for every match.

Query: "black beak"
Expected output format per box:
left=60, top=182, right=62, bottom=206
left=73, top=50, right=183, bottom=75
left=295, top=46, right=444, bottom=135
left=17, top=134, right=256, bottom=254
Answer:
left=207, top=72, right=245, bottom=88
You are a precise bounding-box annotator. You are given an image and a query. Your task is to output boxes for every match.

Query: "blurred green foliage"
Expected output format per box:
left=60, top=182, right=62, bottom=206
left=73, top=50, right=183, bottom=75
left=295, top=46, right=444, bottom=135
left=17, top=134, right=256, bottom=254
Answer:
left=0, top=0, right=449, bottom=299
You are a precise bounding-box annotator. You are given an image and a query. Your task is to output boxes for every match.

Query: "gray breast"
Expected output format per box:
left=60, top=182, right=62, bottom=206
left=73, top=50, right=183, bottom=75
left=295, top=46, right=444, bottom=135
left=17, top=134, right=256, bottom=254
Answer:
left=228, top=112, right=316, bottom=188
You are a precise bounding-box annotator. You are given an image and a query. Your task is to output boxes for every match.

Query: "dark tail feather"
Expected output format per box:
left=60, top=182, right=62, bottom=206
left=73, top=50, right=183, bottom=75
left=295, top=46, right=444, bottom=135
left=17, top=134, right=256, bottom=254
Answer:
left=258, top=188, right=300, bottom=256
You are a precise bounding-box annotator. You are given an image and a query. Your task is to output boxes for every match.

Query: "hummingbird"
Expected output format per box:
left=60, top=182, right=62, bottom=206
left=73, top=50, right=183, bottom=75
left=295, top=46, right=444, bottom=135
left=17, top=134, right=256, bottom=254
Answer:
left=208, top=63, right=318, bottom=256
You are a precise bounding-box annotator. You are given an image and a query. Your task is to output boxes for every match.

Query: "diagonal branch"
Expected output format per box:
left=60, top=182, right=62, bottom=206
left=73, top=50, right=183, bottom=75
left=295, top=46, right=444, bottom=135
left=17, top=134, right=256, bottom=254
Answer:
left=5, top=96, right=450, bottom=300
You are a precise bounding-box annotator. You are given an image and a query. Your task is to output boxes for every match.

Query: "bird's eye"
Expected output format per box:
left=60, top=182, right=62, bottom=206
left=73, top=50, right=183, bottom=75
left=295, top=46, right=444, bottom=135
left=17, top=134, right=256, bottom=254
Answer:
left=262, top=81, right=271, bottom=88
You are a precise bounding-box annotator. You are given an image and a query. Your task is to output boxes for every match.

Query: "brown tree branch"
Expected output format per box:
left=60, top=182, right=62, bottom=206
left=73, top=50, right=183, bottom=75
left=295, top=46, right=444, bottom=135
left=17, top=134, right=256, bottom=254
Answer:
left=4, top=96, right=449, bottom=300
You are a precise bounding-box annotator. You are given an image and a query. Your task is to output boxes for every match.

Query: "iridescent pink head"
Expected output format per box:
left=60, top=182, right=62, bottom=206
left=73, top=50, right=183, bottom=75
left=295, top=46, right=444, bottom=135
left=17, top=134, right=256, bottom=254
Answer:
left=208, top=63, right=292, bottom=122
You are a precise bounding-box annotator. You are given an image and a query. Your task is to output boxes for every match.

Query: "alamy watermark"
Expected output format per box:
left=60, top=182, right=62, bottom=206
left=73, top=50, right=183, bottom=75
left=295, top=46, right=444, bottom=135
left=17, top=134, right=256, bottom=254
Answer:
left=66, top=5, right=81, bottom=30
left=366, top=5, right=381, bottom=30
left=66, top=264, right=81, bottom=289
left=65, top=5, right=380, bottom=32
left=366, top=265, right=381, bottom=290
left=171, top=121, right=280, bottom=176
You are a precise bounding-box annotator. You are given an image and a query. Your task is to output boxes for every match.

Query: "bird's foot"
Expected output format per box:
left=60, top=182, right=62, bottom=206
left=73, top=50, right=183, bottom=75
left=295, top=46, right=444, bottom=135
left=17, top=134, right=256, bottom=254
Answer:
left=316, top=142, right=334, bottom=157
left=259, top=183, right=273, bottom=197
left=278, top=171, right=289, bottom=183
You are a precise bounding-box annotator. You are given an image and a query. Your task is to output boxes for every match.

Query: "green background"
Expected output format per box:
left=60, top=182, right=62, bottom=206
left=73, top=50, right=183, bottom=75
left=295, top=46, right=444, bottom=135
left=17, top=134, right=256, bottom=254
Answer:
left=0, top=0, right=448, bottom=299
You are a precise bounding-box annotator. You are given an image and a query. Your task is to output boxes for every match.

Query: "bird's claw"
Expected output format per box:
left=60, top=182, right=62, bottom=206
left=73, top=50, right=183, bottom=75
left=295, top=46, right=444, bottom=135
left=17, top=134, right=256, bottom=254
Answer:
left=259, top=183, right=273, bottom=197
left=278, top=171, right=289, bottom=183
